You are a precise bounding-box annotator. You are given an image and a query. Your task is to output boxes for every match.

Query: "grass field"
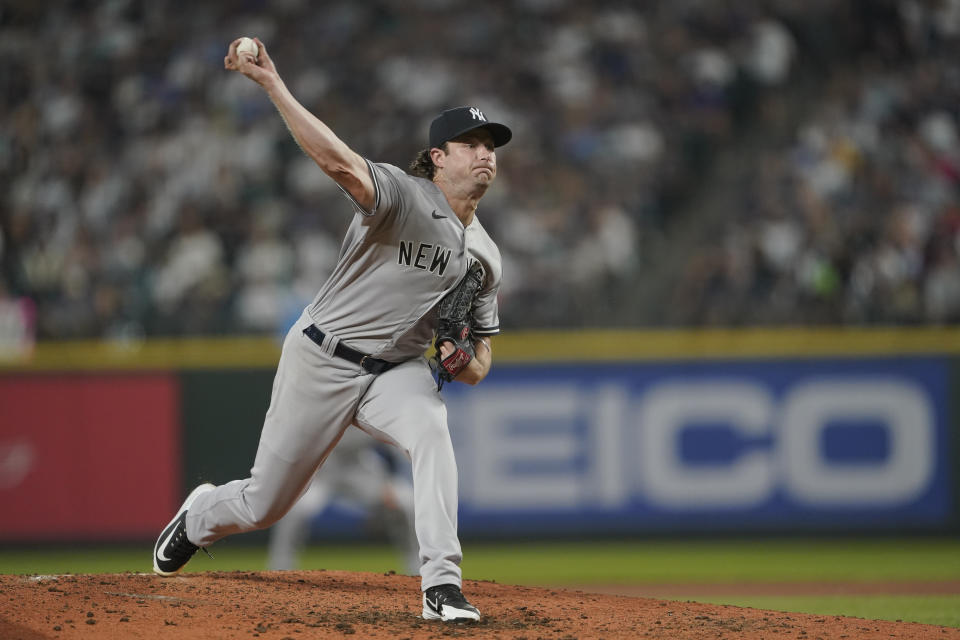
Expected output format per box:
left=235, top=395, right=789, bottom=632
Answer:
left=2, top=537, right=958, bottom=628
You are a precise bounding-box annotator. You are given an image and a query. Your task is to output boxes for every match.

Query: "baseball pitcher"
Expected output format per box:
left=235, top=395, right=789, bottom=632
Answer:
left=152, top=37, right=511, bottom=624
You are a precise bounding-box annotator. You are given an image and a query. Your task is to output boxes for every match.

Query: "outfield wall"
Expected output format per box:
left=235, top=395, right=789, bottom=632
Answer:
left=1, top=327, right=958, bottom=541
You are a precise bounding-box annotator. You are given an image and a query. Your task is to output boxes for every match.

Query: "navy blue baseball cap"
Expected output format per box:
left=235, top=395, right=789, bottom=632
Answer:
left=429, top=106, right=512, bottom=149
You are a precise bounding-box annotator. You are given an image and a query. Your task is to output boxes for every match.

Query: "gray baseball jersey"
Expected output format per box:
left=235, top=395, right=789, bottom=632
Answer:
left=308, top=160, right=501, bottom=361
left=182, top=159, right=502, bottom=592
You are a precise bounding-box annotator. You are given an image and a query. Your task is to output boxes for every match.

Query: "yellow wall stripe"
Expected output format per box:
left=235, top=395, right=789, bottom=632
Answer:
left=493, top=327, right=960, bottom=362
left=0, top=338, right=283, bottom=372
left=1, top=327, right=958, bottom=372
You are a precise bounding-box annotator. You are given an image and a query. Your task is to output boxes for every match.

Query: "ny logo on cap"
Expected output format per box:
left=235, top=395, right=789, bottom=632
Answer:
left=469, top=107, right=486, bottom=122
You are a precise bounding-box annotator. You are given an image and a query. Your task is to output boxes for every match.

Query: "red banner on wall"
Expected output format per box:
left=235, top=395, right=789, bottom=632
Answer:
left=0, top=374, right=180, bottom=540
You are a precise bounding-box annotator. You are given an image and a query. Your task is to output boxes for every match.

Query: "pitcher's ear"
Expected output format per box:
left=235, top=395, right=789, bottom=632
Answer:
left=430, top=146, right=446, bottom=168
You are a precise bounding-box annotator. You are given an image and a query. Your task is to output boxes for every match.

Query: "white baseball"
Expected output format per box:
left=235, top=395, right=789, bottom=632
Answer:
left=237, top=37, right=259, bottom=59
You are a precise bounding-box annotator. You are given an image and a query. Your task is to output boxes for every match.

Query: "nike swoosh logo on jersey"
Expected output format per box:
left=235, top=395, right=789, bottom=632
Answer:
left=431, top=210, right=447, bottom=219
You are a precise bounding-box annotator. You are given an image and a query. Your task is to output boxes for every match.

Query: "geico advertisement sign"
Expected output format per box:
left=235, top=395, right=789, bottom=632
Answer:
left=449, top=376, right=941, bottom=512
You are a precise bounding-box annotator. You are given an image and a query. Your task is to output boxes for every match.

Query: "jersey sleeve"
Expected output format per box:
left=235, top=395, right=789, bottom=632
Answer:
left=338, top=160, right=408, bottom=218
left=471, top=263, right=501, bottom=336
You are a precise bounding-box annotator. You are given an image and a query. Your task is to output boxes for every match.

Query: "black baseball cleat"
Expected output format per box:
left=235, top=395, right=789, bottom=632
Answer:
left=152, top=483, right=215, bottom=576
left=422, top=583, right=481, bottom=622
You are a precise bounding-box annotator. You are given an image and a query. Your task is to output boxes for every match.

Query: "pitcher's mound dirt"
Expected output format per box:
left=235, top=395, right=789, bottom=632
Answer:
left=1, top=570, right=957, bottom=639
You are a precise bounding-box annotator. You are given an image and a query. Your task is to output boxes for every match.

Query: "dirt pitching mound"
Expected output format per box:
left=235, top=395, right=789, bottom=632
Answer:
left=1, top=570, right=957, bottom=639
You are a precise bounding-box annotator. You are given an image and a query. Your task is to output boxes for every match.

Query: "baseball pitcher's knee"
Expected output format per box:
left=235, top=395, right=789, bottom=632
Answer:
left=408, top=418, right=451, bottom=452
left=238, top=491, right=295, bottom=531
left=247, top=506, right=287, bottom=531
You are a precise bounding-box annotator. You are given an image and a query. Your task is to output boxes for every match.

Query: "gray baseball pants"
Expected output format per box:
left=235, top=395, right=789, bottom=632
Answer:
left=184, top=310, right=463, bottom=590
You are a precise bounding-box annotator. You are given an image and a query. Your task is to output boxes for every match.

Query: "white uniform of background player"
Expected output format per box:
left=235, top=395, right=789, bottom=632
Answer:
left=266, top=427, right=419, bottom=574
left=152, top=38, right=511, bottom=623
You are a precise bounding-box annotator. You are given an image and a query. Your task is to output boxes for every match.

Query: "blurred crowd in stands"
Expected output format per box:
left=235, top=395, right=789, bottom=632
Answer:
left=669, top=0, right=960, bottom=326
left=1, top=0, right=958, bottom=341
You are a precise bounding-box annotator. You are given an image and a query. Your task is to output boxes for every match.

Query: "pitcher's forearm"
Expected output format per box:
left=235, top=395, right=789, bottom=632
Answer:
left=263, top=79, right=373, bottom=209
left=457, top=338, right=492, bottom=385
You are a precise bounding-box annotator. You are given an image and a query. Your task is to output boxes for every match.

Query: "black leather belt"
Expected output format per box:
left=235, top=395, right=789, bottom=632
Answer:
left=303, top=325, right=399, bottom=375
